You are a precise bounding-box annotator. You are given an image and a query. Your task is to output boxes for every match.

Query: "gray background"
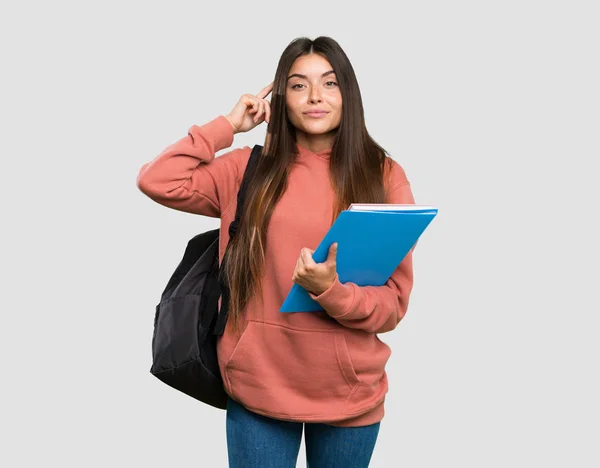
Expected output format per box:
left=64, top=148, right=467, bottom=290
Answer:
left=2, top=0, right=599, bottom=466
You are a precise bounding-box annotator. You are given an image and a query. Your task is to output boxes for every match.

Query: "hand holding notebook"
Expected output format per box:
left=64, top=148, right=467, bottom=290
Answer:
left=291, top=242, right=340, bottom=298
left=280, top=203, right=438, bottom=313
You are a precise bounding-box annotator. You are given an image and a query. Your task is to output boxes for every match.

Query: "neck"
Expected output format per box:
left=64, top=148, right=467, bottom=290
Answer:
left=295, top=130, right=336, bottom=154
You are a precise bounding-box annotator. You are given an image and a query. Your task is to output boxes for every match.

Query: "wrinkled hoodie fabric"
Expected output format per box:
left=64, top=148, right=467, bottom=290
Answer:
left=136, top=115, right=416, bottom=427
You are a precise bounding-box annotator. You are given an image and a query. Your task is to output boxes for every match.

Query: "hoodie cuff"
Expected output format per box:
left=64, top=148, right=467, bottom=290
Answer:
left=189, top=115, right=235, bottom=153
left=309, top=274, right=355, bottom=318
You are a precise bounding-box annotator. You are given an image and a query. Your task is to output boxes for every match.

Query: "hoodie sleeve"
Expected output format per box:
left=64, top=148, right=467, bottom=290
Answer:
left=309, top=165, right=416, bottom=334
left=136, top=115, right=248, bottom=217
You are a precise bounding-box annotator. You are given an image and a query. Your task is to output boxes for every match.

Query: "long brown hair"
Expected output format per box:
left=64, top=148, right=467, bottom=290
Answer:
left=223, top=36, right=394, bottom=334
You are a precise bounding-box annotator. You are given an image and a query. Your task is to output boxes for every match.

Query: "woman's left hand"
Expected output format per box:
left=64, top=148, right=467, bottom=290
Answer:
left=292, top=243, right=338, bottom=296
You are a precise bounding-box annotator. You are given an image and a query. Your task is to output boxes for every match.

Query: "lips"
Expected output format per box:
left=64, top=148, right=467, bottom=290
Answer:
left=304, top=111, right=329, bottom=117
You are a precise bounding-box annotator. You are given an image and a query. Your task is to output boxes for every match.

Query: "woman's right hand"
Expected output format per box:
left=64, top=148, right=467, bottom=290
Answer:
left=225, top=82, right=274, bottom=134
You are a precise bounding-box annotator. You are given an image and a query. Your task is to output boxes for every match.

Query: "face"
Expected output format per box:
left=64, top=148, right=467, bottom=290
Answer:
left=285, top=54, right=342, bottom=140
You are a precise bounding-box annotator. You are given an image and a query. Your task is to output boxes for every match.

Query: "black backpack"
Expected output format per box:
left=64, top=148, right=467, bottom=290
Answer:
left=149, top=144, right=262, bottom=409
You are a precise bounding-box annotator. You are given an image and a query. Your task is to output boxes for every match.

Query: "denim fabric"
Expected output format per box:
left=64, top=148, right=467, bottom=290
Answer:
left=226, top=397, right=380, bottom=468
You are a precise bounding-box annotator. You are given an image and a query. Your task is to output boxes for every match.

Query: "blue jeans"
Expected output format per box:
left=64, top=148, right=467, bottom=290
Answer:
left=226, top=397, right=380, bottom=468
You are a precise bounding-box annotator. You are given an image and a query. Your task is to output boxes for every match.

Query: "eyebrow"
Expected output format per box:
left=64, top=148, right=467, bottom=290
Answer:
left=287, top=70, right=336, bottom=80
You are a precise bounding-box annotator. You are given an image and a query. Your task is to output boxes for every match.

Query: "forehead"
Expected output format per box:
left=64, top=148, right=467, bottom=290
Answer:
left=288, top=54, right=335, bottom=77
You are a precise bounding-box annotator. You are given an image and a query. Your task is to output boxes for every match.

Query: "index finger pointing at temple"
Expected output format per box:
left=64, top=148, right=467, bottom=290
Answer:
left=256, top=82, right=274, bottom=99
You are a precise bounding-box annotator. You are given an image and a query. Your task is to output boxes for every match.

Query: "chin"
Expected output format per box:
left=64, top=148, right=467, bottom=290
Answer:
left=301, top=121, right=337, bottom=135
left=301, top=127, right=333, bottom=136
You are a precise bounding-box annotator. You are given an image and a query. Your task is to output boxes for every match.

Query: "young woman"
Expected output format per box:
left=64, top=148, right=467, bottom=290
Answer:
left=137, top=36, right=416, bottom=468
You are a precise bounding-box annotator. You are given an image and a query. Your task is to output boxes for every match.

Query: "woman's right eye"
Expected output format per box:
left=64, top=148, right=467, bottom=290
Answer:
left=291, top=84, right=303, bottom=89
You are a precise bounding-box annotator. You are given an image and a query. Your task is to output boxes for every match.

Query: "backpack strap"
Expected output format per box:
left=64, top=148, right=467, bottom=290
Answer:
left=228, top=145, right=262, bottom=239
left=214, top=144, right=262, bottom=335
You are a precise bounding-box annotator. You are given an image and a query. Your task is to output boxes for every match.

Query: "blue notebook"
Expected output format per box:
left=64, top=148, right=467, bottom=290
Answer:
left=280, top=204, right=438, bottom=313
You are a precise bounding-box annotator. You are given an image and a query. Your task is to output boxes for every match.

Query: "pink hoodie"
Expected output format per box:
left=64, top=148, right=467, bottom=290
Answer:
left=137, top=115, right=415, bottom=427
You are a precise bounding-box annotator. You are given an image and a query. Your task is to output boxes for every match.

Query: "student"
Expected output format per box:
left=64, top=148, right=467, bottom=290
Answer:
left=137, top=36, right=416, bottom=468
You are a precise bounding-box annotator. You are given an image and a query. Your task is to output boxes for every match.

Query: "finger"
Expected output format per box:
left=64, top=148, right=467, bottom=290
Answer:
left=292, top=258, right=302, bottom=281
left=257, top=99, right=270, bottom=124
left=245, top=98, right=261, bottom=120
left=247, top=97, right=263, bottom=120
left=263, top=99, right=271, bottom=123
left=253, top=101, right=265, bottom=123
left=245, top=95, right=260, bottom=112
left=326, top=243, right=338, bottom=263
left=256, top=82, right=274, bottom=100
left=298, top=251, right=306, bottom=268
left=301, top=248, right=315, bottom=268
left=298, top=250, right=306, bottom=271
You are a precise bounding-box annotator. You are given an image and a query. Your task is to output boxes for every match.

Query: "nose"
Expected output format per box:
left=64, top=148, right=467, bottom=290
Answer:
left=308, top=86, right=322, bottom=104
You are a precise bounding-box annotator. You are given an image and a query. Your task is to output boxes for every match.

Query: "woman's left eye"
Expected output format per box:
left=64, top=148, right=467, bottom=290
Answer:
left=326, top=81, right=338, bottom=87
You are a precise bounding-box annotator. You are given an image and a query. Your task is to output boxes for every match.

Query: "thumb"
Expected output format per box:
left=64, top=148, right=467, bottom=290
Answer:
left=327, top=243, right=338, bottom=263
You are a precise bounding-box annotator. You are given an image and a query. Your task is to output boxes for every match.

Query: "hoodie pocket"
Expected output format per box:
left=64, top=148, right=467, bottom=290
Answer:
left=224, top=320, right=362, bottom=420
